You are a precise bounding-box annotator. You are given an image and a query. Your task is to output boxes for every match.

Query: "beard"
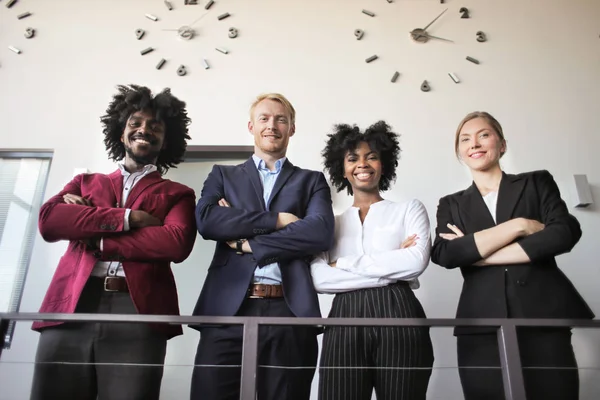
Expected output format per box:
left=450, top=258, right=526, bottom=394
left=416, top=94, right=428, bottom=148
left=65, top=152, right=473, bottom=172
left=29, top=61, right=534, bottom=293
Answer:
left=125, top=145, right=160, bottom=166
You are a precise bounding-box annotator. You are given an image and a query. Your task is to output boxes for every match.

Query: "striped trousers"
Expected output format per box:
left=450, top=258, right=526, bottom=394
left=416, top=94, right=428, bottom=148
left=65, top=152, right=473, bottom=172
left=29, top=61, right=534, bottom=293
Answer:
left=318, top=282, right=434, bottom=400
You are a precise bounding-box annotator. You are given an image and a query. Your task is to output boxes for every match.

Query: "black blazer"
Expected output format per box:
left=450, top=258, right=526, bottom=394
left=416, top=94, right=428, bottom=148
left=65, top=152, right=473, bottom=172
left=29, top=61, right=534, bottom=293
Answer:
left=431, top=170, right=594, bottom=335
left=191, top=158, right=335, bottom=329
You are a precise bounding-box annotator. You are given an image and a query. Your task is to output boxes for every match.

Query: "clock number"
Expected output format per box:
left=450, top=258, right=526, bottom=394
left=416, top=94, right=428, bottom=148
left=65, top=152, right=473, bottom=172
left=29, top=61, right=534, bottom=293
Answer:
left=164, top=1, right=173, bottom=10
left=135, top=29, right=145, bottom=40
left=459, top=8, right=470, bottom=19
left=218, top=13, right=231, bottom=21
left=466, top=56, right=480, bottom=64
left=177, top=65, right=187, bottom=76
left=216, top=47, right=228, bottom=54
left=202, top=59, right=210, bottom=69
left=476, top=31, right=487, bottom=42
left=421, top=80, right=431, bottom=92
left=184, top=0, right=198, bottom=4
left=17, top=12, right=32, bottom=20
left=365, top=55, right=378, bottom=63
left=145, top=14, right=159, bottom=22
left=6, top=0, right=17, bottom=8
left=8, top=45, right=21, bottom=54
left=228, top=27, right=238, bottom=38
left=354, top=29, right=364, bottom=40
left=205, top=0, right=215, bottom=10
left=24, top=27, right=35, bottom=39
left=140, top=47, right=154, bottom=55
left=391, top=71, right=400, bottom=83
left=156, top=59, right=166, bottom=70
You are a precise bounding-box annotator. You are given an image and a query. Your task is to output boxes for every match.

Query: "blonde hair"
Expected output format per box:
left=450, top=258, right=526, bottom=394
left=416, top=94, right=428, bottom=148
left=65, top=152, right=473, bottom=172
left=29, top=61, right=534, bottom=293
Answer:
left=249, top=93, right=296, bottom=125
left=454, top=111, right=506, bottom=159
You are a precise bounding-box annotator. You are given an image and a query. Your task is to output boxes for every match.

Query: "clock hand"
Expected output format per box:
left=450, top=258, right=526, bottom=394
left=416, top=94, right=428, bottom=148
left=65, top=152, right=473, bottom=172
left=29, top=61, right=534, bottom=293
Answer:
left=414, top=8, right=448, bottom=41
left=188, top=11, right=210, bottom=27
left=417, top=32, right=454, bottom=42
left=421, top=8, right=448, bottom=32
left=161, top=11, right=210, bottom=31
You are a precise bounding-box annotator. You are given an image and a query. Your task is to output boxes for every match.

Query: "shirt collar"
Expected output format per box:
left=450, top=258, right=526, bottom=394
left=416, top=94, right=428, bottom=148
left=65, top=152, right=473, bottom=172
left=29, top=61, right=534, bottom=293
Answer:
left=118, top=163, right=157, bottom=177
left=252, top=154, right=287, bottom=173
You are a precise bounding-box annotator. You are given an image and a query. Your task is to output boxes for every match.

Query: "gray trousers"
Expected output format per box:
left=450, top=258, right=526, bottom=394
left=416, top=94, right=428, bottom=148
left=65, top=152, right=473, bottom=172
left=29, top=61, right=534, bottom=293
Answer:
left=30, top=278, right=167, bottom=400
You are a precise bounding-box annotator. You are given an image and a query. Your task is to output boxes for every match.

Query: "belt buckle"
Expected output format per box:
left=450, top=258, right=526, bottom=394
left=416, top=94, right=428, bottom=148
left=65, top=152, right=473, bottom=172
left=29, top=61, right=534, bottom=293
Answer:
left=104, top=276, right=119, bottom=292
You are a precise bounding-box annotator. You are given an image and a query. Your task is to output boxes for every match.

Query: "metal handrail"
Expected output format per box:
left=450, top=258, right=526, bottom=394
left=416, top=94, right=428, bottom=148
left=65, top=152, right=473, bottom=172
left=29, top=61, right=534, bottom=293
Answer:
left=2, top=313, right=599, bottom=400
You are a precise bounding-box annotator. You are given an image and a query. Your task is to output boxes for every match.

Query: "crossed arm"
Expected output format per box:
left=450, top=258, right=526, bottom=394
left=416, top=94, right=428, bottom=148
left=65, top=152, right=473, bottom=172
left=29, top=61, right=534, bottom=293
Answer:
left=195, top=166, right=335, bottom=266
left=311, top=200, right=430, bottom=294
left=39, top=175, right=196, bottom=263
left=431, top=171, right=581, bottom=268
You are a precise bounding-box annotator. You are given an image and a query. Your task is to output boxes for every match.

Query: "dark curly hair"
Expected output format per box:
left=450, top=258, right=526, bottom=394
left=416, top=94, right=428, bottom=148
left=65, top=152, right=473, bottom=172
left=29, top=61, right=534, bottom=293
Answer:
left=322, top=120, right=401, bottom=195
left=101, top=84, right=191, bottom=174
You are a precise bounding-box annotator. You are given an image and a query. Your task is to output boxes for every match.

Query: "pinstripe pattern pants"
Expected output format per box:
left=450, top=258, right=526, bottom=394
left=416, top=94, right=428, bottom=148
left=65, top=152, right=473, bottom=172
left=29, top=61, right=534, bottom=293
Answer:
left=318, top=282, right=434, bottom=400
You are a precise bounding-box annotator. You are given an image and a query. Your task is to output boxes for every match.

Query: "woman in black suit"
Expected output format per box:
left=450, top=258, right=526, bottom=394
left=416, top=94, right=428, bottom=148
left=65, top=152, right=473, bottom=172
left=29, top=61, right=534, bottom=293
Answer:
left=431, top=111, right=594, bottom=400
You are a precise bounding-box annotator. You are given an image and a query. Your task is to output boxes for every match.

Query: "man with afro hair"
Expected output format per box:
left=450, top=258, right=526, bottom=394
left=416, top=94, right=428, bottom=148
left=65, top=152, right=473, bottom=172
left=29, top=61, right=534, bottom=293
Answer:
left=30, top=84, right=197, bottom=400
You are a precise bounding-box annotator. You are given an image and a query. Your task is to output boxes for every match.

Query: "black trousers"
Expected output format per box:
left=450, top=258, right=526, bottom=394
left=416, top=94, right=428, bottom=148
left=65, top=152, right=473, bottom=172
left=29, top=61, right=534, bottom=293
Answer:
left=190, top=298, right=318, bottom=400
left=457, top=328, right=579, bottom=400
left=30, top=278, right=167, bottom=400
left=318, top=282, right=434, bottom=400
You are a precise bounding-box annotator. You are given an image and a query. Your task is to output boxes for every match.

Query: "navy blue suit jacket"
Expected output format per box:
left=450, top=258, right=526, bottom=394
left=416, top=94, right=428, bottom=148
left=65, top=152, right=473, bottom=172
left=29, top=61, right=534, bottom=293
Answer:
left=192, top=158, right=334, bottom=323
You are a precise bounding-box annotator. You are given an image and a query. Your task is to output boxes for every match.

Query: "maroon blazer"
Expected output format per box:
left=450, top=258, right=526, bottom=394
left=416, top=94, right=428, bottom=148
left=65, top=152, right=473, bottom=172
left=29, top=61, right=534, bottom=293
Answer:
left=32, top=169, right=197, bottom=339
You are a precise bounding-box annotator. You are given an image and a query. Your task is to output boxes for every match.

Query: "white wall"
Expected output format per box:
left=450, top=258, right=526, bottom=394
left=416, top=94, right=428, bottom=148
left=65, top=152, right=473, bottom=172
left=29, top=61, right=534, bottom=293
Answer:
left=1, top=0, right=599, bottom=398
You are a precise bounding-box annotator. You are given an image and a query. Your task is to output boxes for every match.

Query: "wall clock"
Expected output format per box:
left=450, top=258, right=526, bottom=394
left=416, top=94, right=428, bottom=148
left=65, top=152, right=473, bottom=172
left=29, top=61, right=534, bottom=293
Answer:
left=355, top=3, right=487, bottom=91
left=134, top=0, right=238, bottom=76
left=3, top=0, right=36, bottom=56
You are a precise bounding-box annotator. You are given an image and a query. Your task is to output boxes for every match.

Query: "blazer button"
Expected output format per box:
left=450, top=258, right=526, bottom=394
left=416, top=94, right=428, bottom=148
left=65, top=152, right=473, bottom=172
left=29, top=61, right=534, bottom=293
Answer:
left=109, top=225, right=117, bottom=231
left=100, top=224, right=108, bottom=229
left=253, top=229, right=259, bottom=234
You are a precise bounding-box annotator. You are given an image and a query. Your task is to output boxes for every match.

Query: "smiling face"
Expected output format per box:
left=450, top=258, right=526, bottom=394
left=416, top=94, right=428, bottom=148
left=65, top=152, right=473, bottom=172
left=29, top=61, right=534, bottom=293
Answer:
left=121, top=109, right=166, bottom=166
left=457, top=117, right=506, bottom=172
left=248, top=99, right=295, bottom=160
left=344, top=141, right=382, bottom=195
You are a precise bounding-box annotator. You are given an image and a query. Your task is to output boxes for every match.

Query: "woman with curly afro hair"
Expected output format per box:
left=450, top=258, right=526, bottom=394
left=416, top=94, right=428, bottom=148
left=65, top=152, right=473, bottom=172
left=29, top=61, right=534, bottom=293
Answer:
left=311, top=120, right=434, bottom=400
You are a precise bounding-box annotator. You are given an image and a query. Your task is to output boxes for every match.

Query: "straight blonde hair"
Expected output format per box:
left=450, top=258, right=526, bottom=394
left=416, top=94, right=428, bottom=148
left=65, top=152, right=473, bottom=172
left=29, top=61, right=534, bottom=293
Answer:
left=249, top=93, right=296, bottom=125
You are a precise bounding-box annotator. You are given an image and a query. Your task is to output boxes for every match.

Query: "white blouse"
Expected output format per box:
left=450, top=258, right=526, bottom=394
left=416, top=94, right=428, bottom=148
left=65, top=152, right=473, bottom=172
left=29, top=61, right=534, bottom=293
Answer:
left=310, top=199, right=432, bottom=294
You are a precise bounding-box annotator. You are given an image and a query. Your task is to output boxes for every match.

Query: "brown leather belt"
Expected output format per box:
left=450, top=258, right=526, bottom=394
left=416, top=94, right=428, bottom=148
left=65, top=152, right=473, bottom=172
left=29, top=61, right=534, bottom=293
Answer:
left=102, top=276, right=129, bottom=293
left=248, top=284, right=283, bottom=298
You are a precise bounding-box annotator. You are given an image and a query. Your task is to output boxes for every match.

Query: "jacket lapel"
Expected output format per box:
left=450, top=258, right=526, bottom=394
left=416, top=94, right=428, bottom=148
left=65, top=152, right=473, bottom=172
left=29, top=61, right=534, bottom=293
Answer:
left=123, top=171, right=163, bottom=208
left=108, top=170, right=124, bottom=208
left=268, top=159, right=295, bottom=206
left=458, top=183, right=496, bottom=231
left=242, top=158, right=266, bottom=209
left=496, top=172, right=526, bottom=224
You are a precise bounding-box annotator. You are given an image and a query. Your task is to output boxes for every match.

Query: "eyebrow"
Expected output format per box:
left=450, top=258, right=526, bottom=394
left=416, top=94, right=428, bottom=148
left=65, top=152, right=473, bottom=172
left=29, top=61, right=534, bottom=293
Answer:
left=129, top=116, right=161, bottom=124
left=460, top=128, right=490, bottom=136
left=346, top=150, right=377, bottom=157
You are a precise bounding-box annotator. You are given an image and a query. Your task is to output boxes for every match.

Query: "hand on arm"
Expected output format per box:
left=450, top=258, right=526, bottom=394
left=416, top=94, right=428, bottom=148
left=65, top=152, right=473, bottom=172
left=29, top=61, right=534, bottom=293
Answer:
left=335, top=199, right=431, bottom=281
left=195, top=166, right=279, bottom=241
left=101, top=191, right=196, bottom=263
left=516, top=170, right=582, bottom=261
left=38, top=176, right=127, bottom=243
left=441, top=217, right=543, bottom=266
left=248, top=173, right=335, bottom=265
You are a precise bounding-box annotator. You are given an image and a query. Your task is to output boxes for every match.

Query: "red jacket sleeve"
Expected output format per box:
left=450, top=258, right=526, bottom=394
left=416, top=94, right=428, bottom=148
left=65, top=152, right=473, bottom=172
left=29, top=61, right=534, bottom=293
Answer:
left=38, top=174, right=127, bottom=242
left=101, top=189, right=197, bottom=263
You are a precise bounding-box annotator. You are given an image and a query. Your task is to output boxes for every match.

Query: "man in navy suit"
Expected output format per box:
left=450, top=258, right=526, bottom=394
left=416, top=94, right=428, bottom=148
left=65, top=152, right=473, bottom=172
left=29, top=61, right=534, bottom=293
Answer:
left=190, top=93, right=335, bottom=400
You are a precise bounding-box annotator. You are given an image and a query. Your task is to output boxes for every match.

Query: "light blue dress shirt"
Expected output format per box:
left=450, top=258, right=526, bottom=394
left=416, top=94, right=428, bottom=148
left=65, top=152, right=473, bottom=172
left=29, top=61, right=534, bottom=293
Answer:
left=252, top=154, right=285, bottom=284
